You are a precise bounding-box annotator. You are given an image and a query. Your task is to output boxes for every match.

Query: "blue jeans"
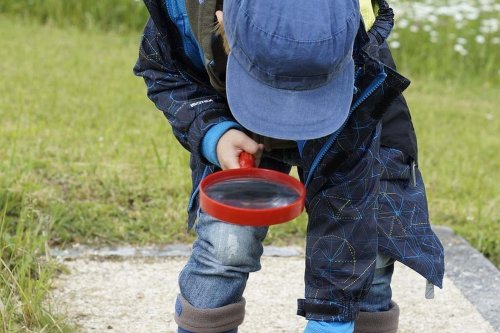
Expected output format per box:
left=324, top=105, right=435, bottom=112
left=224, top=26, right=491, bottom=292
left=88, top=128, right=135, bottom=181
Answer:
left=179, top=213, right=268, bottom=308
left=178, top=213, right=394, bottom=312
left=359, top=253, right=394, bottom=312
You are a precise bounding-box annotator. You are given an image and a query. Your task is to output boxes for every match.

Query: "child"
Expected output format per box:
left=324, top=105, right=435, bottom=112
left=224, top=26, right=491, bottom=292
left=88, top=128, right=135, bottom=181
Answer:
left=134, top=0, right=445, bottom=332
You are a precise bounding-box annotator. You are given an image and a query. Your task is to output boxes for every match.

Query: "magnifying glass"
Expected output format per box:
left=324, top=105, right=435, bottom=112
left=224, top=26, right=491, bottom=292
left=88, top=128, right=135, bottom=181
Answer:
left=199, top=152, right=306, bottom=226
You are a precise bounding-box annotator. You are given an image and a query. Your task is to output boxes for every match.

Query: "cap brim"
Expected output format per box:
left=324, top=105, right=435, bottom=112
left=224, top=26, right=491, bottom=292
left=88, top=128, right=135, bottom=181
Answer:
left=226, top=54, right=354, bottom=140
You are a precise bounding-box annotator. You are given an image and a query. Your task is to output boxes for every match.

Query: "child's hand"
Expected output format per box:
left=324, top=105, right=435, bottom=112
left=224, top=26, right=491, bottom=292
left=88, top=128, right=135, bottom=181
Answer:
left=217, top=129, right=264, bottom=170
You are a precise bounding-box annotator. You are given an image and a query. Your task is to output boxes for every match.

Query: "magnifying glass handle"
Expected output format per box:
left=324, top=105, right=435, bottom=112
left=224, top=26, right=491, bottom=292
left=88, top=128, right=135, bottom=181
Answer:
left=239, top=152, right=255, bottom=168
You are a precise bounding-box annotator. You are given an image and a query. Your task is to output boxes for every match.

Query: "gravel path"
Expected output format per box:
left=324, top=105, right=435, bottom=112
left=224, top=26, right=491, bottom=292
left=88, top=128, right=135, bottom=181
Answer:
left=50, top=257, right=496, bottom=333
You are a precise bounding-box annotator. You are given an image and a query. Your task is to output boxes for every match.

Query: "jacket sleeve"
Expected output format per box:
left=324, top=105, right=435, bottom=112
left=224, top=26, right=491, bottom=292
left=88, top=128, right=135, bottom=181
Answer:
left=133, top=18, right=235, bottom=159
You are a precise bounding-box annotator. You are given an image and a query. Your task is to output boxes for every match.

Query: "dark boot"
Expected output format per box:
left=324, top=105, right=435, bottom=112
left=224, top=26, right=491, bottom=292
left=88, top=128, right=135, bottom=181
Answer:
left=354, top=301, right=399, bottom=333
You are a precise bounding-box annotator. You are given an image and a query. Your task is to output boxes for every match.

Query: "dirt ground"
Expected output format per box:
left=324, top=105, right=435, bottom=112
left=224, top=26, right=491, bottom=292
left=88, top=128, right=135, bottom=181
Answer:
left=50, top=257, right=496, bottom=333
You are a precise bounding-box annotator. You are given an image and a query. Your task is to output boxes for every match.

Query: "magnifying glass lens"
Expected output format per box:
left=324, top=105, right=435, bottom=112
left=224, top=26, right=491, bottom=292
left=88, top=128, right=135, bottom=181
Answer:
left=204, top=177, right=300, bottom=209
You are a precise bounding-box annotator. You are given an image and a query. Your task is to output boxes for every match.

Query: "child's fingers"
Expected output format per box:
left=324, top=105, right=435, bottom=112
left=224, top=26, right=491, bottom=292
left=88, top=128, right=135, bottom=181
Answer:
left=236, top=133, right=261, bottom=155
left=215, top=10, right=223, bottom=24
left=223, top=156, right=241, bottom=170
left=254, top=143, right=265, bottom=167
left=236, top=139, right=264, bottom=168
left=217, top=130, right=263, bottom=170
left=217, top=130, right=246, bottom=170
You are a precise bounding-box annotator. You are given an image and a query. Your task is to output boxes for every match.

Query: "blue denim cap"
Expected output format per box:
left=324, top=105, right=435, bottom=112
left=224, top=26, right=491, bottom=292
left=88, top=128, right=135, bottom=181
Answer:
left=224, top=0, right=360, bottom=140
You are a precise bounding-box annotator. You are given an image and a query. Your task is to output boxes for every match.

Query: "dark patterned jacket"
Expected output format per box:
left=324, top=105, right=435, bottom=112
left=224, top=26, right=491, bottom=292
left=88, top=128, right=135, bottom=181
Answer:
left=134, top=0, right=444, bottom=321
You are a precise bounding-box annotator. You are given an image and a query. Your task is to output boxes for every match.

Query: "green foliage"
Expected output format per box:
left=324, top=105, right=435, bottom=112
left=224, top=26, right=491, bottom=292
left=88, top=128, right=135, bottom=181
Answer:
left=0, top=196, right=73, bottom=332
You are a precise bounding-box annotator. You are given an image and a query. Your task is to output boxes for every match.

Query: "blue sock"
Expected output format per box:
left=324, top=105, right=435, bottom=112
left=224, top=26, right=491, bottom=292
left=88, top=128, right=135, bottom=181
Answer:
left=304, top=320, right=354, bottom=333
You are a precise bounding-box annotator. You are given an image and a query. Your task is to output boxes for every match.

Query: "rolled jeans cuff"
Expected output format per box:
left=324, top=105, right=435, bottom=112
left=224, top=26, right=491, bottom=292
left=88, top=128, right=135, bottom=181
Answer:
left=297, top=298, right=360, bottom=321
left=175, top=294, right=245, bottom=333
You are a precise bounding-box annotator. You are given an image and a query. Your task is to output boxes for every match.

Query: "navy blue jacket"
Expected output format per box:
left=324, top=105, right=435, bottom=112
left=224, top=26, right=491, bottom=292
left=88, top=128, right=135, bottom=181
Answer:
left=134, top=0, right=444, bottom=321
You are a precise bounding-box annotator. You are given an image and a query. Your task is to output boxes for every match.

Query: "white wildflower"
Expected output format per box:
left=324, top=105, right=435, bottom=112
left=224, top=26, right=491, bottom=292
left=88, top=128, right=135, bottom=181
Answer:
left=435, top=6, right=452, bottom=16
left=480, top=18, right=499, bottom=34
left=453, top=44, right=468, bottom=56
left=398, top=18, right=409, bottom=29
left=465, top=11, right=479, bottom=21
left=411, top=3, right=434, bottom=21
left=453, top=13, right=464, bottom=22
left=428, top=15, right=438, bottom=24
left=389, top=40, right=401, bottom=49
left=478, top=0, right=493, bottom=6
left=456, top=37, right=467, bottom=45
left=475, top=35, right=486, bottom=44
left=410, top=25, right=419, bottom=33
left=480, top=4, right=493, bottom=12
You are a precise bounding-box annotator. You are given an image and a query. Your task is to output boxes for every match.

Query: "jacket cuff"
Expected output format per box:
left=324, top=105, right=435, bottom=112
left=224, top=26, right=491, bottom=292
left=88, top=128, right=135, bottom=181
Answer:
left=201, top=121, right=243, bottom=167
left=297, top=298, right=359, bottom=322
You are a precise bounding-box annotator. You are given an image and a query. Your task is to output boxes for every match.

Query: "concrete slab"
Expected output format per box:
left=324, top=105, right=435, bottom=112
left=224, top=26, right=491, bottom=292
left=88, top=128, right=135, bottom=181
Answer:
left=434, top=226, right=499, bottom=332
left=49, top=226, right=499, bottom=332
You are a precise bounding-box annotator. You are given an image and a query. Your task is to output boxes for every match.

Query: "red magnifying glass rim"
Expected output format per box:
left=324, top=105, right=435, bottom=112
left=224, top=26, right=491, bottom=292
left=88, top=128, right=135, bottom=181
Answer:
left=199, top=154, right=306, bottom=226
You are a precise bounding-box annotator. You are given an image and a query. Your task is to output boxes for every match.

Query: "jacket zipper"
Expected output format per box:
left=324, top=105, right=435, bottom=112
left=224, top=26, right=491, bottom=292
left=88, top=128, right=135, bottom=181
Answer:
left=164, top=0, right=206, bottom=71
left=305, top=69, right=387, bottom=188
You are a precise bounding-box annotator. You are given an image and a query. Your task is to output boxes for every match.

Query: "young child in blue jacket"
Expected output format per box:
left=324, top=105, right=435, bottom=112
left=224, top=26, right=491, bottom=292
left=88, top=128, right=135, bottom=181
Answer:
left=134, top=0, right=445, bottom=332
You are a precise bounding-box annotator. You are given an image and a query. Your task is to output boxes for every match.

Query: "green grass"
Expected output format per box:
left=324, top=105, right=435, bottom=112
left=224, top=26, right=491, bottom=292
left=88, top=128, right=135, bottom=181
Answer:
left=2, top=0, right=499, bottom=84
left=0, top=0, right=148, bottom=32
left=407, top=81, right=499, bottom=263
left=0, top=13, right=499, bottom=332
left=0, top=16, right=192, bottom=331
left=391, top=16, right=500, bottom=85
left=1, top=198, right=73, bottom=331
left=0, top=17, right=194, bottom=247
